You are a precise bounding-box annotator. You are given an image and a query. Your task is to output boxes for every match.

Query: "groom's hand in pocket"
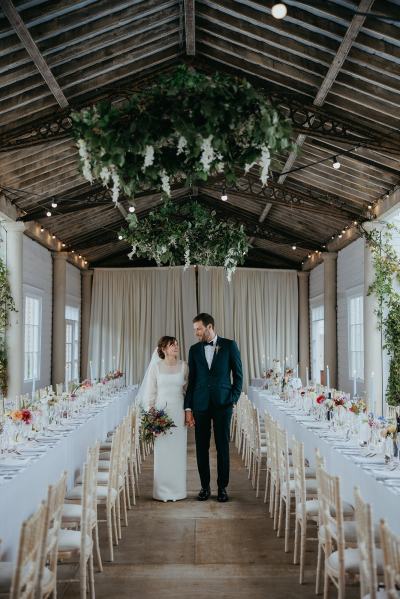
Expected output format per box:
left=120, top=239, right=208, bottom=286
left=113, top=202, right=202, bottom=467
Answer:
left=185, top=411, right=195, bottom=428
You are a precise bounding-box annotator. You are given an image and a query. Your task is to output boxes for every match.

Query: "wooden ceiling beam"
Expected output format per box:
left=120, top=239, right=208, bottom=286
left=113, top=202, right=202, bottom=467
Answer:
left=0, top=0, right=69, bottom=109
left=184, top=0, right=195, bottom=55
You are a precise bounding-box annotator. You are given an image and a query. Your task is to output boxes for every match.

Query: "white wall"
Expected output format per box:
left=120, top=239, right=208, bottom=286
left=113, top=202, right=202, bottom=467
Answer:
left=337, top=238, right=364, bottom=395
left=22, top=236, right=52, bottom=394
left=66, top=262, right=81, bottom=380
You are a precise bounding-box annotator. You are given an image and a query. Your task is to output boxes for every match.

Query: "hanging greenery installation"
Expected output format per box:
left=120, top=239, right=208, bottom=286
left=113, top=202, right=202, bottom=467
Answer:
left=0, top=258, right=16, bottom=396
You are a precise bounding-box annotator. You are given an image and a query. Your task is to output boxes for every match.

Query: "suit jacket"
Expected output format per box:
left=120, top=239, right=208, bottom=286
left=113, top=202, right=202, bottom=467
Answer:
left=184, top=336, right=243, bottom=411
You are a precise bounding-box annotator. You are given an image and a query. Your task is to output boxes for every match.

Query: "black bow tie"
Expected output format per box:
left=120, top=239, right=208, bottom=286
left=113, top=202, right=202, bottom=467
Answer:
left=204, top=341, right=214, bottom=347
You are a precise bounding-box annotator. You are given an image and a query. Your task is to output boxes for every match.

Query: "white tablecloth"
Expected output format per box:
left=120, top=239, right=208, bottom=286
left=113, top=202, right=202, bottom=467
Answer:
left=250, top=387, right=400, bottom=535
left=0, top=386, right=137, bottom=560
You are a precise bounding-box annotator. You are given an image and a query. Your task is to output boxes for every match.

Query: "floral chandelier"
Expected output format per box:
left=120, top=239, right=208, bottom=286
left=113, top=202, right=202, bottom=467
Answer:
left=71, top=66, right=293, bottom=203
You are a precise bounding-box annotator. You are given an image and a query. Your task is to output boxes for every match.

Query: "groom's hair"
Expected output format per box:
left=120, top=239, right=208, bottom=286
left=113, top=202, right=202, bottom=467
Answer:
left=193, top=313, right=215, bottom=328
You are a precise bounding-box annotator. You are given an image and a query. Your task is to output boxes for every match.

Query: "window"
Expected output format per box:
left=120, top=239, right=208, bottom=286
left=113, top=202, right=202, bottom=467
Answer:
left=65, top=306, right=80, bottom=384
left=24, top=295, right=41, bottom=381
left=311, top=304, right=324, bottom=383
left=348, top=294, right=364, bottom=381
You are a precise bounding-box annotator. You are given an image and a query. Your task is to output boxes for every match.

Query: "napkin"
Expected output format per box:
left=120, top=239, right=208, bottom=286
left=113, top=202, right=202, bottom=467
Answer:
left=372, top=469, right=400, bottom=480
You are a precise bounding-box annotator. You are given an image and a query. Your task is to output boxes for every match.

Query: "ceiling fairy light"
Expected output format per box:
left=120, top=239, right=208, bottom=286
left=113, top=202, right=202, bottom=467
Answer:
left=271, top=3, right=287, bottom=19
left=221, top=188, right=228, bottom=202
left=332, top=157, right=341, bottom=170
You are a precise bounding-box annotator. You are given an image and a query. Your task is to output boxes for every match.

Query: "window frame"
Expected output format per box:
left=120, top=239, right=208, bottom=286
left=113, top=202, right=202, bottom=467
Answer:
left=347, top=286, right=364, bottom=382
left=65, top=305, right=80, bottom=384
left=310, top=295, right=324, bottom=384
left=23, top=290, right=42, bottom=383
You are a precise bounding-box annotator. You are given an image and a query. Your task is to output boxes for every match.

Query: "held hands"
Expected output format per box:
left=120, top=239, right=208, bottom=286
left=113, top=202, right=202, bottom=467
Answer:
left=185, top=411, right=195, bottom=428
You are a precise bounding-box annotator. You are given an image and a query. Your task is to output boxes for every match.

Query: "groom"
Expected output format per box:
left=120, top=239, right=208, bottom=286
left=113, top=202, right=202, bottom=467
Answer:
left=184, top=313, right=243, bottom=502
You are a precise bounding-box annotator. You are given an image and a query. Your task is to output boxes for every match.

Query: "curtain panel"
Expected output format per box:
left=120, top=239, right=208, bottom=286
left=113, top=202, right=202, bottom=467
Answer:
left=88, top=267, right=197, bottom=385
left=198, top=267, right=298, bottom=387
left=88, top=266, right=298, bottom=387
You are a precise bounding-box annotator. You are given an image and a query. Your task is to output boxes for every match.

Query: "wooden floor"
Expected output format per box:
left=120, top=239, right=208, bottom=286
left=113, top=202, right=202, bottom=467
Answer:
left=62, top=430, right=358, bottom=599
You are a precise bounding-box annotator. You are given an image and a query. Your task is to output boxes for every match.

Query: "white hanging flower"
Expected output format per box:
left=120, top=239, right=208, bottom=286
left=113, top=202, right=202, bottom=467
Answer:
left=77, top=139, right=93, bottom=183
left=142, top=145, right=154, bottom=171
left=216, top=162, right=225, bottom=173
left=160, top=170, right=171, bottom=196
left=99, top=166, right=111, bottom=186
left=184, top=246, right=191, bottom=271
left=200, top=135, right=214, bottom=173
left=177, top=136, right=187, bottom=155
left=244, top=161, right=257, bottom=174
left=128, top=245, right=137, bottom=260
left=259, top=145, right=271, bottom=186
left=111, top=168, right=121, bottom=204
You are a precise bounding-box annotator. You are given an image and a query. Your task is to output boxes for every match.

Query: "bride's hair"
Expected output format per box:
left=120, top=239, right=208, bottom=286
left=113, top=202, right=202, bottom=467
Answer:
left=157, top=336, right=178, bottom=359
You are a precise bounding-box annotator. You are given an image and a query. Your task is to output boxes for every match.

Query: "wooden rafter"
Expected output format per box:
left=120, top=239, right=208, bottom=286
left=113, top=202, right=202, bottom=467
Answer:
left=184, top=0, right=196, bottom=55
left=0, top=0, right=69, bottom=109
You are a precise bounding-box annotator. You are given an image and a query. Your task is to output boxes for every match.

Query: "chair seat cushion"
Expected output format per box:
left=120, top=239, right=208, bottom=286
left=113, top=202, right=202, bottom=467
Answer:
left=58, top=529, right=92, bottom=554
left=98, top=459, right=110, bottom=470
left=319, top=521, right=381, bottom=546
left=66, top=485, right=117, bottom=502
left=296, top=499, right=320, bottom=517
left=327, top=548, right=383, bottom=575
left=289, top=478, right=318, bottom=495
left=61, top=504, right=96, bottom=525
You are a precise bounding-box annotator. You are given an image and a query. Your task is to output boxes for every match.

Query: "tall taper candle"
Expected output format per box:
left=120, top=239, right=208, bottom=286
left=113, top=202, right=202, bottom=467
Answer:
left=326, top=365, right=330, bottom=390
left=353, top=370, right=357, bottom=397
left=306, top=366, right=309, bottom=385
left=89, top=360, right=93, bottom=382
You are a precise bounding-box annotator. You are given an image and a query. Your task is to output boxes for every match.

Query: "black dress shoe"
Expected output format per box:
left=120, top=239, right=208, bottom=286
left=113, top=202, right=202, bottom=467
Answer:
left=217, top=488, right=229, bottom=502
left=197, top=487, right=211, bottom=501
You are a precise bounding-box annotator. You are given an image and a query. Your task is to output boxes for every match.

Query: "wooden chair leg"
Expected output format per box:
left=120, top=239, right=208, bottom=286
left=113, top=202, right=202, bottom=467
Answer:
left=299, top=522, right=306, bottom=585
left=294, top=518, right=299, bottom=565
left=93, top=522, right=103, bottom=572
left=284, top=497, right=290, bottom=552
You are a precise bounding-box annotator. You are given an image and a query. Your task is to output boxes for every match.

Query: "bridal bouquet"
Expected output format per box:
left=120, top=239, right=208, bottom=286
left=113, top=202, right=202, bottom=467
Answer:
left=141, top=407, right=176, bottom=443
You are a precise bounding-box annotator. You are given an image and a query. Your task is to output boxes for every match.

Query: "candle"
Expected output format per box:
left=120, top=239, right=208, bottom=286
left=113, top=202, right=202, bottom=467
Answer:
left=89, top=360, right=93, bottom=382
left=32, top=375, right=36, bottom=400
left=113, top=355, right=116, bottom=371
left=353, top=369, right=357, bottom=397
left=371, top=371, right=375, bottom=408
left=296, top=363, right=299, bottom=378
left=306, top=366, right=309, bottom=385
left=326, top=365, right=330, bottom=390
left=102, top=358, right=105, bottom=377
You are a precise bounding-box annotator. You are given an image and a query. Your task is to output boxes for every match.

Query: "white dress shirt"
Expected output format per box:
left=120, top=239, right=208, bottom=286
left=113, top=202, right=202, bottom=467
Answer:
left=204, top=334, right=218, bottom=369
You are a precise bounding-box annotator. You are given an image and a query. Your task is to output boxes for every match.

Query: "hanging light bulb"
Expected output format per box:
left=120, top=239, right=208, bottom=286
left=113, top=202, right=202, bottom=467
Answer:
left=338, top=234, right=343, bottom=239
left=46, top=210, right=52, bottom=217
left=128, top=205, right=136, bottom=213
left=78, top=254, right=82, bottom=259
left=292, top=245, right=297, bottom=251
left=271, top=3, right=287, bottom=19
left=62, top=242, right=66, bottom=247
left=51, top=201, right=58, bottom=208
left=52, top=234, right=56, bottom=239
left=368, top=204, right=372, bottom=210
left=353, top=220, right=358, bottom=225
left=118, top=234, right=123, bottom=240
left=40, top=226, right=44, bottom=232
left=221, top=188, right=228, bottom=202
left=332, top=157, right=341, bottom=169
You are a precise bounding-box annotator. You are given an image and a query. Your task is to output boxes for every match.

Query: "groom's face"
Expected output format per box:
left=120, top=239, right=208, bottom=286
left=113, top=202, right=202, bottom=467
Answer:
left=193, top=321, right=214, bottom=342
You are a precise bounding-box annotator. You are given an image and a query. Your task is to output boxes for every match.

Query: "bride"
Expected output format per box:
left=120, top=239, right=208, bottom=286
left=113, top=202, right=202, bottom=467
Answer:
left=139, top=336, right=188, bottom=501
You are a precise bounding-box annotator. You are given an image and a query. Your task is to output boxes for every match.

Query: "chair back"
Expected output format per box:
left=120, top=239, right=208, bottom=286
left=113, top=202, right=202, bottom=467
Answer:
left=354, top=487, right=378, bottom=599
left=318, top=467, right=345, bottom=567
left=10, top=502, right=47, bottom=599
left=380, top=519, right=400, bottom=599
left=292, top=437, right=306, bottom=516
left=276, top=426, right=290, bottom=498
left=37, top=471, right=67, bottom=596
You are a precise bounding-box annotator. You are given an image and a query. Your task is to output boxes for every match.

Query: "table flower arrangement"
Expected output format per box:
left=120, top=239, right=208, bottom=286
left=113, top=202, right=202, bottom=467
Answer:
left=9, top=408, right=33, bottom=425
left=348, top=399, right=367, bottom=415
left=316, top=394, right=326, bottom=405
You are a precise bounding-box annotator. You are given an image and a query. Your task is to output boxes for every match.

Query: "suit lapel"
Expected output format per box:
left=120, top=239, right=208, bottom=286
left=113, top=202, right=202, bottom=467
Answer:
left=210, top=337, right=224, bottom=371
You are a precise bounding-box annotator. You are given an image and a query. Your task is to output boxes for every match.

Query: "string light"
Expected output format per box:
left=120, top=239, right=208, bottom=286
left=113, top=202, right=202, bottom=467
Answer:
left=271, top=3, right=287, bottom=19
left=338, top=234, right=343, bottom=239
left=78, top=254, right=82, bottom=258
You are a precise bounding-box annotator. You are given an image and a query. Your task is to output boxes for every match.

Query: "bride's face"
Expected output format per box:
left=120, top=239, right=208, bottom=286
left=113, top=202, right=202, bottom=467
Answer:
left=165, top=340, right=179, bottom=359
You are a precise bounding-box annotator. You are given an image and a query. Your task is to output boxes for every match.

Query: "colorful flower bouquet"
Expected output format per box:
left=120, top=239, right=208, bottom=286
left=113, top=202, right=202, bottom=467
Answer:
left=316, top=394, right=326, bottom=405
left=9, top=408, right=33, bottom=424
left=141, top=406, right=176, bottom=443
left=348, top=399, right=367, bottom=415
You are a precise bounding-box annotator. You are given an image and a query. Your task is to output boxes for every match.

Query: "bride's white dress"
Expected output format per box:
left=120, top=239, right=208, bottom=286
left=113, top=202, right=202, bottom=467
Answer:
left=146, top=360, right=188, bottom=501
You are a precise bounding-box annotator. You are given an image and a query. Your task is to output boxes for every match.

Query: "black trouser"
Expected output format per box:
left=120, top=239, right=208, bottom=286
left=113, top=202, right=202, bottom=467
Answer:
left=193, top=405, right=233, bottom=490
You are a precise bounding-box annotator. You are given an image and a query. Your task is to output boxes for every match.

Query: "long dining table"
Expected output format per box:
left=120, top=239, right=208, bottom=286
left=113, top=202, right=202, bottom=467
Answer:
left=0, top=385, right=137, bottom=560
left=249, top=387, right=400, bottom=535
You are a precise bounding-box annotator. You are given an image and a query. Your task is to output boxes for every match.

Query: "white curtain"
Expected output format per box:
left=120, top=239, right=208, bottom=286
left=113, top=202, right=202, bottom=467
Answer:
left=88, top=267, right=197, bottom=385
left=198, top=267, right=298, bottom=387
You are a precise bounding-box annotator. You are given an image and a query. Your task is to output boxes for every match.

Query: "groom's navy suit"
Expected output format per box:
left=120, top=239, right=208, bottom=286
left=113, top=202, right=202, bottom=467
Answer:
left=184, top=336, right=243, bottom=490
